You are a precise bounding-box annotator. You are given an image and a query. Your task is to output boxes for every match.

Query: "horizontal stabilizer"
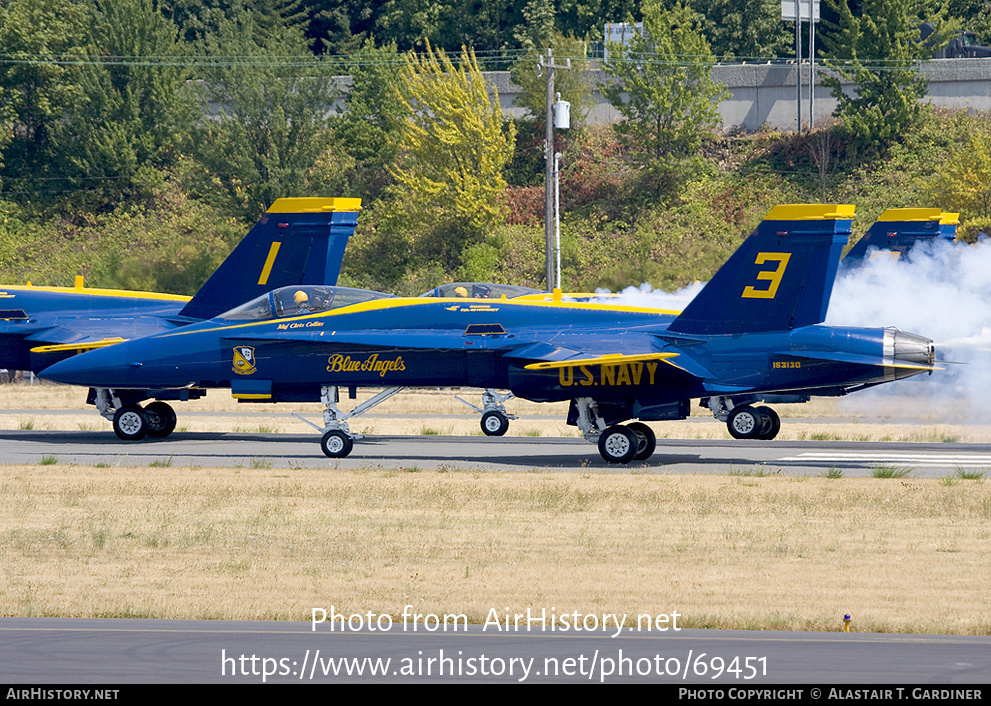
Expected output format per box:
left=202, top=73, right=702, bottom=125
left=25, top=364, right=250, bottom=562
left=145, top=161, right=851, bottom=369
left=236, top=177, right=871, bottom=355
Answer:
left=30, top=337, right=125, bottom=354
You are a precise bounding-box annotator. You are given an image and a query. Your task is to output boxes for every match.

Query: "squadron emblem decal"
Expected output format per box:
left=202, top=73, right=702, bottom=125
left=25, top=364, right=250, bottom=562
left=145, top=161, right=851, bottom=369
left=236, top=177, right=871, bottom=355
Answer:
left=233, top=346, right=257, bottom=375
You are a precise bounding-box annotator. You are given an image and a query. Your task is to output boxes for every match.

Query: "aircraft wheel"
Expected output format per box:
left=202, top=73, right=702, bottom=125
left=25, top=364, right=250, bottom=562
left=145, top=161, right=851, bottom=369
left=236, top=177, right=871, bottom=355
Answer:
left=321, top=430, right=353, bottom=458
left=113, top=406, right=149, bottom=441
left=481, top=410, right=510, bottom=436
left=627, top=422, right=656, bottom=461
left=597, top=425, right=638, bottom=464
left=727, top=406, right=761, bottom=440
left=754, top=406, right=781, bottom=440
left=144, top=401, right=177, bottom=438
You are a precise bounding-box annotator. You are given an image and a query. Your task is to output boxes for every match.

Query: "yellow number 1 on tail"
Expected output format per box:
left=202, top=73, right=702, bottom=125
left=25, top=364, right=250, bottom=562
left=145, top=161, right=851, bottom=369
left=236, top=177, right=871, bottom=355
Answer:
left=742, top=252, right=791, bottom=299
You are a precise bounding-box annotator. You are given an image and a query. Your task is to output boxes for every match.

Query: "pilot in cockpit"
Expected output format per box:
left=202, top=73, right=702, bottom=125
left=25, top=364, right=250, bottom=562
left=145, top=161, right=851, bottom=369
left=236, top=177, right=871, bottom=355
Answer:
left=293, top=290, right=312, bottom=314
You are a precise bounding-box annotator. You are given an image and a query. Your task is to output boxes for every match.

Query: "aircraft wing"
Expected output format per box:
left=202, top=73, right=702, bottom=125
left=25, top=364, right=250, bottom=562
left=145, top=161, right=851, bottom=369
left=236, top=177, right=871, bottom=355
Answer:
left=23, top=318, right=183, bottom=348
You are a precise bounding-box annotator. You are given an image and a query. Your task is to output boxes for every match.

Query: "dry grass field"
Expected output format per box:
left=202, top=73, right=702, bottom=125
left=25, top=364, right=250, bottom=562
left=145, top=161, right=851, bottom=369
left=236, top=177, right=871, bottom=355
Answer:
left=0, top=383, right=989, bottom=633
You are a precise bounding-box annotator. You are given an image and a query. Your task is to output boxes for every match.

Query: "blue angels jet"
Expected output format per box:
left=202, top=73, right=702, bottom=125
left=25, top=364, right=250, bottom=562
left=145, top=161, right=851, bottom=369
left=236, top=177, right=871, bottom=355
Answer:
left=2, top=197, right=361, bottom=438
left=41, top=204, right=939, bottom=463
left=418, top=207, right=957, bottom=439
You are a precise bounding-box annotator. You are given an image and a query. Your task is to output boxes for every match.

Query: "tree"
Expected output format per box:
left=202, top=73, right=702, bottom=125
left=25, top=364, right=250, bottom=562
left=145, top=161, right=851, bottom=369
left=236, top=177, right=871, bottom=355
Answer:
left=927, top=133, right=991, bottom=221
left=556, top=0, right=641, bottom=42
left=332, top=40, right=406, bottom=184
left=189, top=7, right=338, bottom=219
left=52, top=0, right=197, bottom=208
left=819, top=0, right=934, bottom=155
left=386, top=43, right=516, bottom=270
left=602, top=1, right=727, bottom=169
left=0, top=0, right=89, bottom=194
left=693, top=0, right=790, bottom=60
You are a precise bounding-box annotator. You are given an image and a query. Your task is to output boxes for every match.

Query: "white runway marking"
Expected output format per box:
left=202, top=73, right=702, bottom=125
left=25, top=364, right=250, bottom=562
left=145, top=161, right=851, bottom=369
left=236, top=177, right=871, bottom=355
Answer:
left=778, top=452, right=991, bottom=467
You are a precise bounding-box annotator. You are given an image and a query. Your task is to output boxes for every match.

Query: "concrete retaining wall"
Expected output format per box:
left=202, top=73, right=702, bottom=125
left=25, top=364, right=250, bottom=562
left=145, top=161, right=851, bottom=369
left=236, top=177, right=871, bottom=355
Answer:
left=483, top=58, right=991, bottom=132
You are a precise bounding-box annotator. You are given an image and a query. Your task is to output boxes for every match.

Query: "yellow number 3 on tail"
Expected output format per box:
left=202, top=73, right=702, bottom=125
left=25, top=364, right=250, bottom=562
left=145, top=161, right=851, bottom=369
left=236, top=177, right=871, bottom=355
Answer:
left=742, top=252, right=791, bottom=299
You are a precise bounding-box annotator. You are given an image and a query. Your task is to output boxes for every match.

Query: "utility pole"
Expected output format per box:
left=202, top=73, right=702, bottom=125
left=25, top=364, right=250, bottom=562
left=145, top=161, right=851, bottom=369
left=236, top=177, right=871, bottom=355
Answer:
left=808, top=0, right=816, bottom=129
left=795, top=0, right=802, bottom=132
left=539, top=49, right=570, bottom=291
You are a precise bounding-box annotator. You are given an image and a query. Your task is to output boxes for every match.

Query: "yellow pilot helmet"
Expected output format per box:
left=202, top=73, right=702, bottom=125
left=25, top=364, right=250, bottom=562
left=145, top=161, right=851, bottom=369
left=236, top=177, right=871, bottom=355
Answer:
left=454, top=286, right=468, bottom=297
left=294, top=290, right=309, bottom=305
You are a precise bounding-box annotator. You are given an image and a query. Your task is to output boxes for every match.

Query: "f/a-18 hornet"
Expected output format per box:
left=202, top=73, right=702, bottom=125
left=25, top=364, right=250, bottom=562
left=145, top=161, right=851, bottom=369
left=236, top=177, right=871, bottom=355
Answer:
left=3, top=197, right=360, bottom=438
left=41, top=204, right=938, bottom=463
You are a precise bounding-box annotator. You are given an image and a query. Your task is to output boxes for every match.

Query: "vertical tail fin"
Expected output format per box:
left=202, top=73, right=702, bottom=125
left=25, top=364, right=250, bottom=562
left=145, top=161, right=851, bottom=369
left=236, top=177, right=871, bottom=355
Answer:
left=667, top=204, right=854, bottom=335
left=843, top=208, right=958, bottom=264
left=179, top=197, right=361, bottom=320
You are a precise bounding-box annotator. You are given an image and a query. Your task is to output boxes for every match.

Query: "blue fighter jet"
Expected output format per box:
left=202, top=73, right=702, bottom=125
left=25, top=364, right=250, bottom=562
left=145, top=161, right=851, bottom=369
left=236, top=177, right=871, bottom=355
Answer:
left=41, top=204, right=939, bottom=463
left=3, top=197, right=360, bottom=438
left=420, top=207, right=958, bottom=439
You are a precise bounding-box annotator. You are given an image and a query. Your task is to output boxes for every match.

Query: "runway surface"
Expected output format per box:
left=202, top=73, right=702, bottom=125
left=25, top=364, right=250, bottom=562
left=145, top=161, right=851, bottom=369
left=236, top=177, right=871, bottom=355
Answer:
left=2, top=429, right=990, bottom=477
left=2, top=617, right=989, bottom=684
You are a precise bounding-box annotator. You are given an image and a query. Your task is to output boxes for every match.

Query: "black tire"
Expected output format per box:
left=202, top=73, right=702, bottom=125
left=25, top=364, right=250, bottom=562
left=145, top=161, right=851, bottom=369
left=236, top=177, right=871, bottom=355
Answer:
left=597, top=425, right=638, bottom=464
left=113, top=405, right=149, bottom=441
left=144, top=401, right=177, bottom=438
left=480, top=410, right=510, bottom=436
left=321, top=429, right=353, bottom=458
left=754, top=406, right=781, bottom=440
left=627, top=421, right=657, bottom=461
left=727, top=406, right=761, bottom=439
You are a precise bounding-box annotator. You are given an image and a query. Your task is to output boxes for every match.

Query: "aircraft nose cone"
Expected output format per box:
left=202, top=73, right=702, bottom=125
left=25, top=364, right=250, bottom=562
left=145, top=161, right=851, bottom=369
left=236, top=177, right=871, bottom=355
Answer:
left=40, top=342, right=132, bottom=387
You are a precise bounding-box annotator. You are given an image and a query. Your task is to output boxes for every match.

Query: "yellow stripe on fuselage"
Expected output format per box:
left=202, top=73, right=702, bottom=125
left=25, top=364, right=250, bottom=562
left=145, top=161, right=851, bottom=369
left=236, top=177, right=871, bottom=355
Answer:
left=525, top=352, right=680, bottom=370
left=153, top=296, right=681, bottom=340
left=1, top=284, right=190, bottom=302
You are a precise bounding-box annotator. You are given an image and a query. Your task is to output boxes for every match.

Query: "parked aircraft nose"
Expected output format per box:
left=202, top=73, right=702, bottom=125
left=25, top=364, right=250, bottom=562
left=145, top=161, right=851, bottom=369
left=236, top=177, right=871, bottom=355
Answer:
left=39, top=342, right=134, bottom=387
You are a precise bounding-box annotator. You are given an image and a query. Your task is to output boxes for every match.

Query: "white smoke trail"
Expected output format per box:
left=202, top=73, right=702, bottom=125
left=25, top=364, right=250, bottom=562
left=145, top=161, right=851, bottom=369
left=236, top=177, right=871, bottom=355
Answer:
left=587, top=281, right=706, bottom=310
left=825, top=239, right=991, bottom=423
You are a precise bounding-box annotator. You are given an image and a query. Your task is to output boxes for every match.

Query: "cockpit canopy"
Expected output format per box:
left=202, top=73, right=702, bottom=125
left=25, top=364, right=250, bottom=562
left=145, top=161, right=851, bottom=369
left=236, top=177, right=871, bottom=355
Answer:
left=420, top=283, right=543, bottom=299
left=219, top=285, right=394, bottom=321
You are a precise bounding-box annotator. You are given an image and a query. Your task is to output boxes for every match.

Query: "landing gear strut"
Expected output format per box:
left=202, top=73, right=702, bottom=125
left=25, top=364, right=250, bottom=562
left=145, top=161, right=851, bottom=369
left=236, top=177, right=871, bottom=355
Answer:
left=573, top=397, right=657, bottom=463
left=456, top=389, right=518, bottom=436
left=294, top=385, right=407, bottom=458
left=94, top=389, right=177, bottom=441
left=707, top=397, right=781, bottom=441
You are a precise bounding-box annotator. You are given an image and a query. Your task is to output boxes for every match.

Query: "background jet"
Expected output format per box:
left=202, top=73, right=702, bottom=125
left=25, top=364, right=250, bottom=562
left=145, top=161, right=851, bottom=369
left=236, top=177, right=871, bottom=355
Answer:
left=842, top=208, right=958, bottom=265
left=2, top=197, right=360, bottom=438
left=42, top=204, right=938, bottom=463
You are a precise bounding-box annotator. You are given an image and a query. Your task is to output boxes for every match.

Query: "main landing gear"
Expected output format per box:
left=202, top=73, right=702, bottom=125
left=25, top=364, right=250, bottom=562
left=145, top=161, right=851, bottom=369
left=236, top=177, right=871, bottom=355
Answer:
left=705, top=397, right=780, bottom=441
left=455, top=389, right=517, bottom=436
left=573, top=398, right=657, bottom=464
left=94, top=389, right=178, bottom=441
left=293, top=385, right=407, bottom=458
